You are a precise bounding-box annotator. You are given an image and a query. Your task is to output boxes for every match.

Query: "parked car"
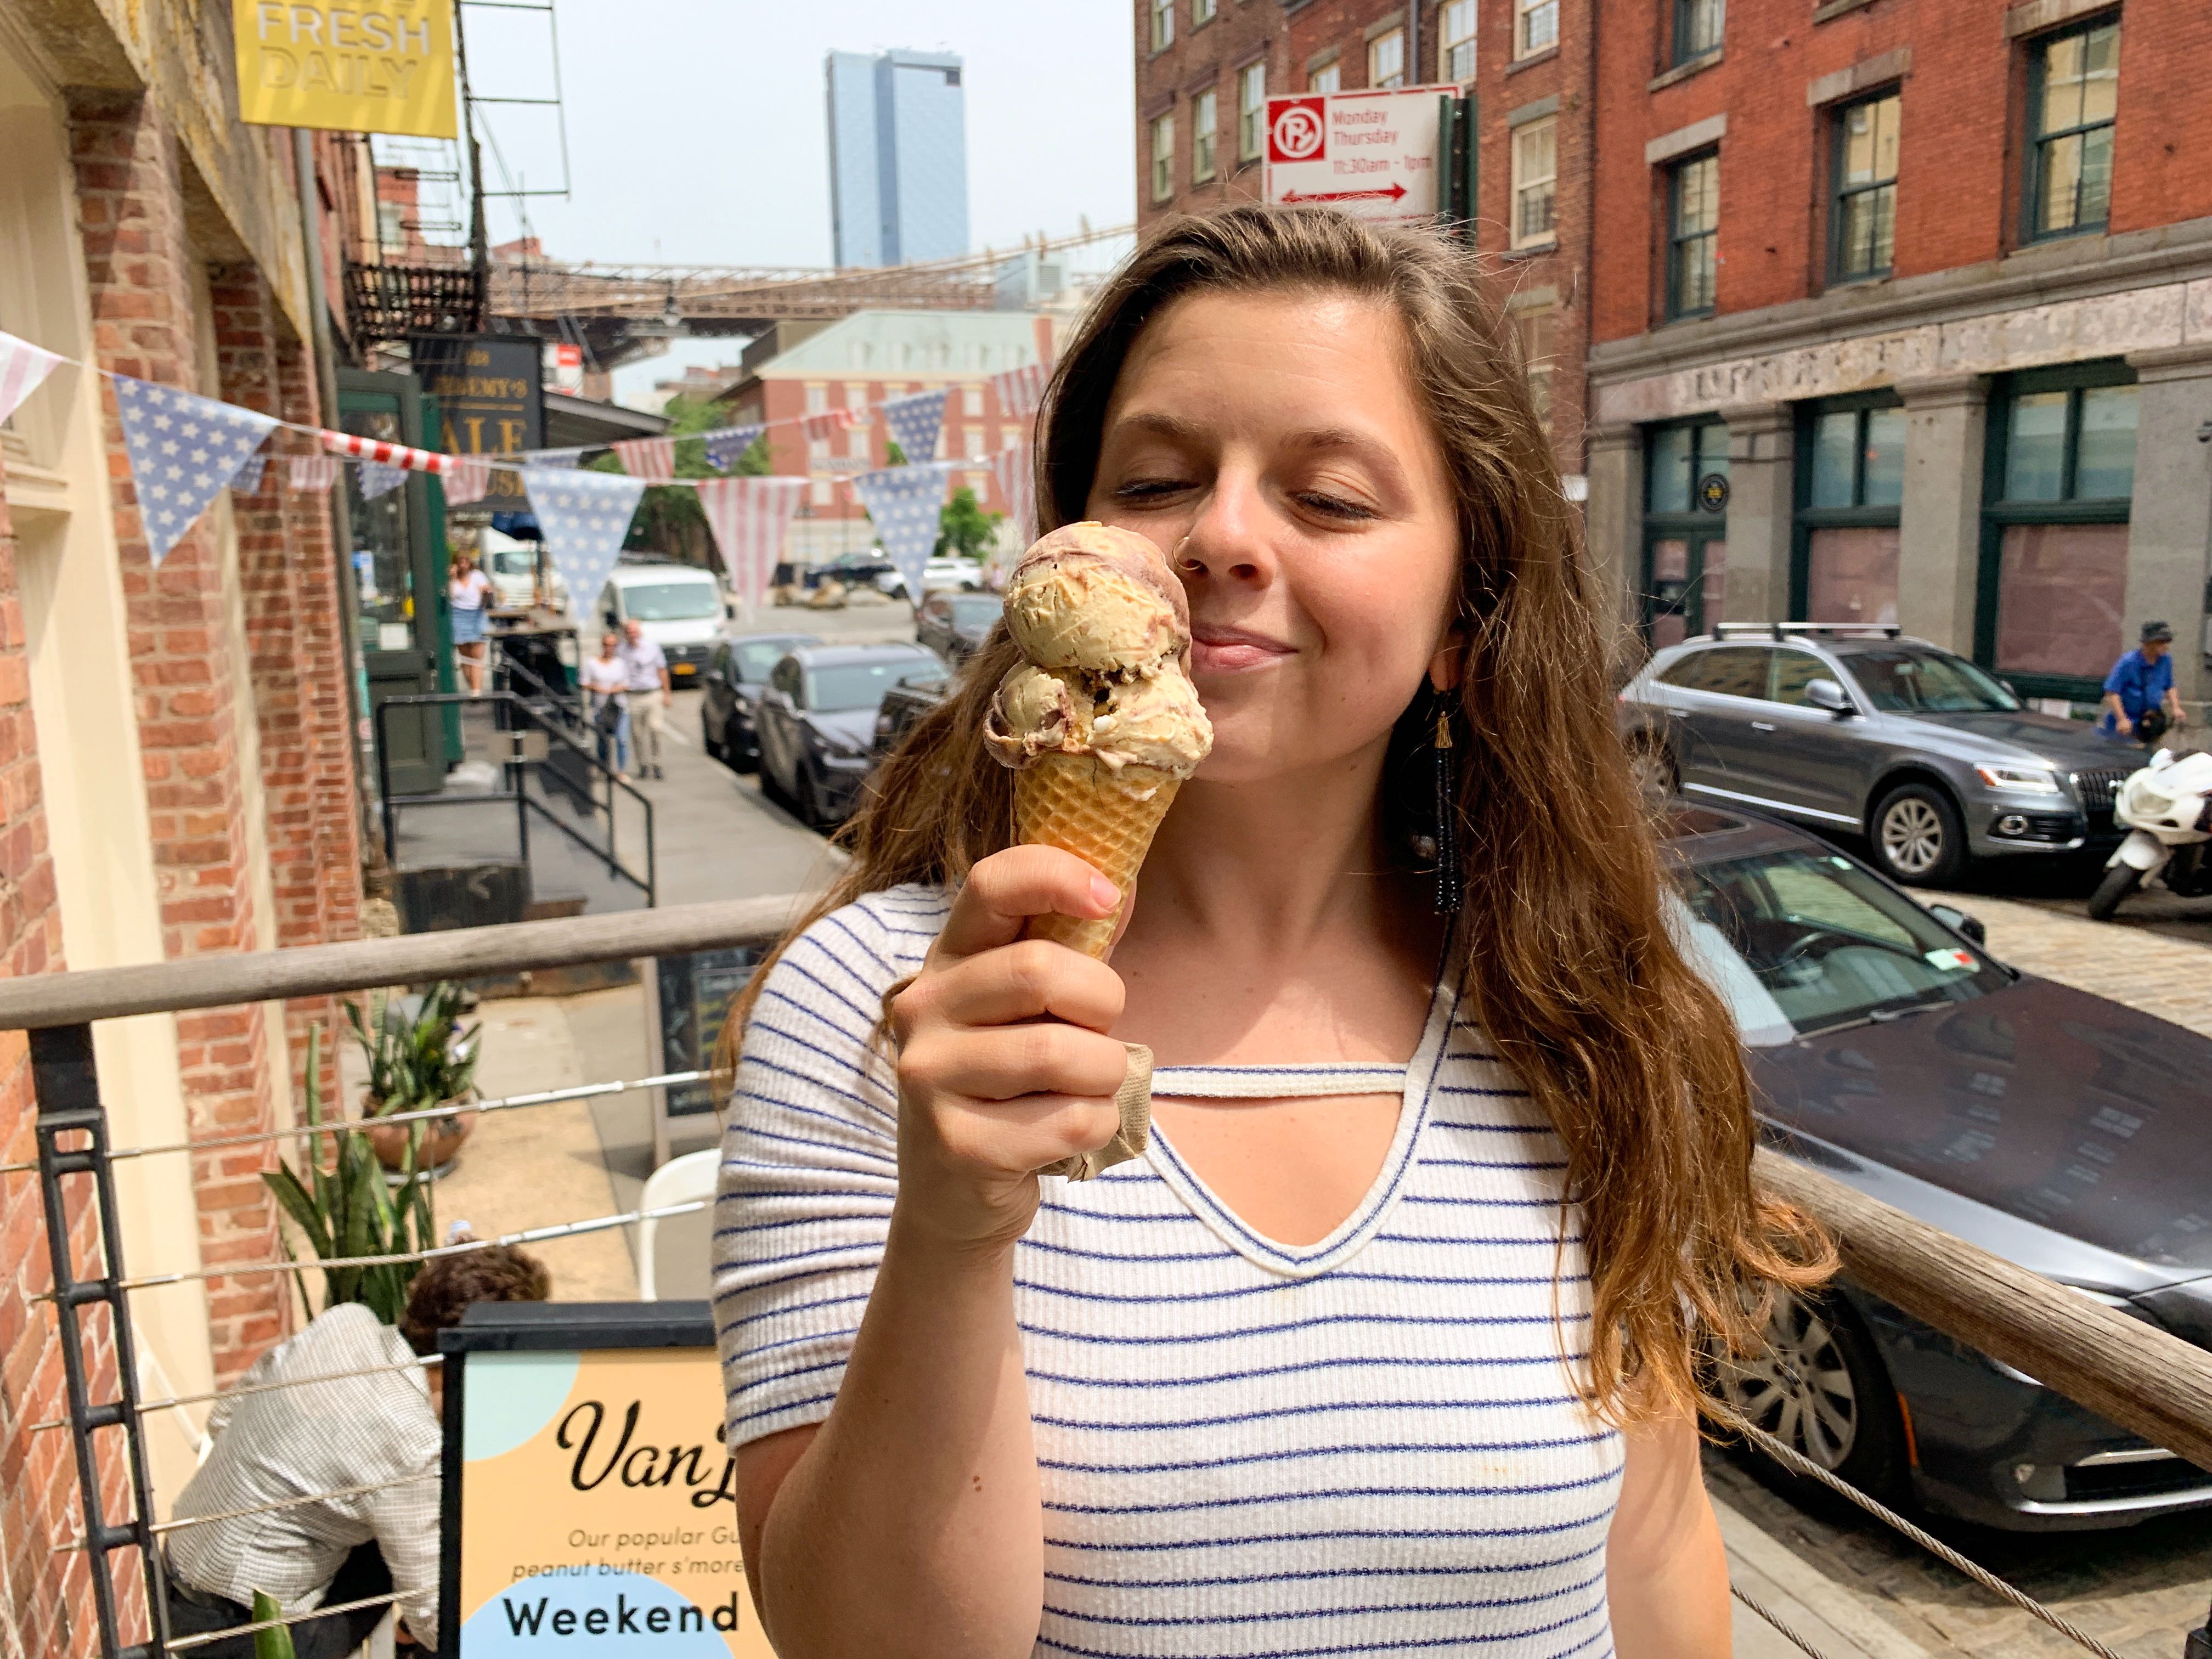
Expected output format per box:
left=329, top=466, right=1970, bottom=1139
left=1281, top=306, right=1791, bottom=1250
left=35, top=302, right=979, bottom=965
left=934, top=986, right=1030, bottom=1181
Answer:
left=916, top=591, right=1003, bottom=665
left=594, top=558, right=732, bottom=686
left=872, top=674, right=949, bottom=759
left=755, top=643, right=944, bottom=827
left=809, top=549, right=905, bottom=598
left=1669, top=804, right=2212, bottom=1530
left=918, top=554, right=984, bottom=595
left=699, top=630, right=821, bottom=771
left=1618, top=624, right=2136, bottom=886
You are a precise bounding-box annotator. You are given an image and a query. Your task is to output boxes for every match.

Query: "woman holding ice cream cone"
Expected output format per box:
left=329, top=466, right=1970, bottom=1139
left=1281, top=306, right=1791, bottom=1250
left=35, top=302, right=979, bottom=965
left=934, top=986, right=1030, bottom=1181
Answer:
left=712, top=207, right=1832, bottom=1659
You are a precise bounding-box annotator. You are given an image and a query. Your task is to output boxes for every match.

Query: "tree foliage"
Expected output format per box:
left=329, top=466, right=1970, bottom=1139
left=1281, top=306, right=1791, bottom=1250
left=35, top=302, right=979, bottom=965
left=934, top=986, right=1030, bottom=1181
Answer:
left=935, top=486, right=1002, bottom=560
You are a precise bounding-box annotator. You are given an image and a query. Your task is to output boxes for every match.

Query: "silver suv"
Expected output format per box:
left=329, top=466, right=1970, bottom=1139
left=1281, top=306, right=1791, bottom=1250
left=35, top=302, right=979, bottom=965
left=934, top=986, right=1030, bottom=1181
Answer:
left=1618, top=624, right=2138, bottom=886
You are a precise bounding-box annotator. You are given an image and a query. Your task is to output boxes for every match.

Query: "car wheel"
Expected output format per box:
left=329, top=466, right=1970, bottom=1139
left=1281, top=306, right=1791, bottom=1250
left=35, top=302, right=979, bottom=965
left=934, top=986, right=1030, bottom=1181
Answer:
left=1717, top=1289, right=1906, bottom=1509
left=1627, top=741, right=1678, bottom=812
left=1871, top=783, right=1966, bottom=887
left=701, top=713, right=723, bottom=763
left=794, top=768, right=825, bottom=831
left=2086, top=861, right=2145, bottom=921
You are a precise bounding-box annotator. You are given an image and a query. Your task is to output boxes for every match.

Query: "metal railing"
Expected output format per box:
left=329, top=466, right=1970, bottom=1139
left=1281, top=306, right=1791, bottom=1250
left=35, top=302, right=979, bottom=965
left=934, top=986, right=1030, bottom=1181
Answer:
left=0, top=894, right=2207, bottom=1656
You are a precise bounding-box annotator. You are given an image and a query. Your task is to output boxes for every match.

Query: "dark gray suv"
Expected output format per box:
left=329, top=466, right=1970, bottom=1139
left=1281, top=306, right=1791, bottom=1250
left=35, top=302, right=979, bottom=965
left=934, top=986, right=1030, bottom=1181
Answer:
left=1619, top=625, right=2138, bottom=886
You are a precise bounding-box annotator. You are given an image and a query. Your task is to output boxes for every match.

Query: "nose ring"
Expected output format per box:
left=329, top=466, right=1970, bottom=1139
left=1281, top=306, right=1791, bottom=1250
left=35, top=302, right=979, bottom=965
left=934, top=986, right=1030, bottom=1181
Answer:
left=1172, top=537, right=1203, bottom=573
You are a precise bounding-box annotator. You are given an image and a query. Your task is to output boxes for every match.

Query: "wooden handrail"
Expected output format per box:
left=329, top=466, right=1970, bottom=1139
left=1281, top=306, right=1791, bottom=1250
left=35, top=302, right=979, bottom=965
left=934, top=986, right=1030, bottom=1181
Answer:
left=0, top=893, right=815, bottom=1031
left=1756, top=1148, right=2212, bottom=1475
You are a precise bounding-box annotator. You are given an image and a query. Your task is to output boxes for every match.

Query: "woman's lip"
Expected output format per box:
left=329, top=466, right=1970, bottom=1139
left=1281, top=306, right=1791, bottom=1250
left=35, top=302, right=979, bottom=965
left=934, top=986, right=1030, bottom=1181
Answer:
left=1189, top=628, right=1294, bottom=674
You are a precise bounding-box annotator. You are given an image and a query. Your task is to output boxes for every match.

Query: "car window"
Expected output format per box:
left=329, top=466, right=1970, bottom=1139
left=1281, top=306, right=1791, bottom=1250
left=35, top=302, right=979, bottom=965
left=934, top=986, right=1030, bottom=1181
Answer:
left=1661, top=646, right=1769, bottom=697
left=951, top=595, right=1004, bottom=627
left=1673, top=848, right=2004, bottom=1043
left=807, top=656, right=940, bottom=713
left=1768, top=650, right=1832, bottom=708
left=735, top=641, right=789, bottom=681
left=1844, top=648, right=2019, bottom=713
left=923, top=598, right=950, bottom=622
left=618, top=580, right=721, bottom=622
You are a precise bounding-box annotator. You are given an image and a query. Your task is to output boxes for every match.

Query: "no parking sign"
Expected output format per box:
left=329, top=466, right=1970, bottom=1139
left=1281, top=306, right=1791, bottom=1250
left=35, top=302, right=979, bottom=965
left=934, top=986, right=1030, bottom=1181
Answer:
left=1263, top=86, right=1454, bottom=222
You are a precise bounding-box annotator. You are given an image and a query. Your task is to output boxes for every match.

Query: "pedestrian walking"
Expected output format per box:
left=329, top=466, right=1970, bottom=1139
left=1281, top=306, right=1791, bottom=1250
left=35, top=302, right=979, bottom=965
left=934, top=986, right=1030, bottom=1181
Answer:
left=710, top=208, right=1832, bottom=1658
left=579, top=629, right=630, bottom=782
left=446, top=549, right=494, bottom=695
left=2102, top=620, right=2187, bottom=746
left=619, top=617, right=672, bottom=779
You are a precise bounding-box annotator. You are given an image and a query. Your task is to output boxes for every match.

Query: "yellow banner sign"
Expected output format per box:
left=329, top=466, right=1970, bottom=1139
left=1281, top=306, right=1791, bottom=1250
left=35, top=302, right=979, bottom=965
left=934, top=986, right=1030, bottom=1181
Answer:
left=233, top=0, right=459, bottom=139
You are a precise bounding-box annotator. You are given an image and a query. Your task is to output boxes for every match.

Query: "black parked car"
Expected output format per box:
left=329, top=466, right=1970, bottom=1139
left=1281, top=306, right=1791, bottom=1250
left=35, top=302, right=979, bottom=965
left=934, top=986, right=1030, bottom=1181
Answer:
left=916, top=591, right=1005, bottom=666
left=1671, top=805, right=2212, bottom=1530
left=699, top=631, right=820, bottom=772
left=872, top=675, right=949, bottom=759
left=756, top=643, right=944, bottom=827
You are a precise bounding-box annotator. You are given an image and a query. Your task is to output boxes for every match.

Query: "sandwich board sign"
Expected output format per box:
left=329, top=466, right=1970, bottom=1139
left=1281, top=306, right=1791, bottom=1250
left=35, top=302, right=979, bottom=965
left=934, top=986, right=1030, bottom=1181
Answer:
left=1263, top=85, right=1456, bottom=222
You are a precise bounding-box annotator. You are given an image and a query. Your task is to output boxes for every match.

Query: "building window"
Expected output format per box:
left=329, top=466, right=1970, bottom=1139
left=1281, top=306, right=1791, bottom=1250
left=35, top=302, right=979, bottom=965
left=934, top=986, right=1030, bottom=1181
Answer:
left=2027, top=18, right=2119, bottom=240
left=1193, top=88, right=1218, bottom=182
left=1238, top=61, right=1266, bottom=160
left=1369, top=28, right=1406, bottom=89
left=1516, top=0, right=1558, bottom=59
left=847, top=426, right=871, bottom=461
left=1514, top=306, right=1557, bottom=432
left=1150, top=111, right=1176, bottom=202
left=1441, top=0, right=1477, bottom=82
left=1793, top=395, right=1904, bottom=627
left=1643, top=419, right=1731, bottom=646
left=1151, top=0, right=1173, bottom=52
left=1980, top=363, right=2138, bottom=693
left=1510, top=118, right=1558, bottom=249
left=1311, top=61, right=1341, bottom=94
left=1831, top=91, right=1900, bottom=284
left=1673, top=0, right=1723, bottom=64
left=1192, top=0, right=1215, bottom=23
left=962, top=385, right=984, bottom=416
left=803, top=382, right=827, bottom=414
left=965, top=425, right=985, bottom=459
left=1666, top=151, right=1720, bottom=319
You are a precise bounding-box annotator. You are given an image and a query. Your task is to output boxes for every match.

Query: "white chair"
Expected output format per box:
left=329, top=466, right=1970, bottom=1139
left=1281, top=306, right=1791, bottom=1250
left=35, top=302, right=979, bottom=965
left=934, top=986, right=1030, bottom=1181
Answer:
left=636, top=1148, right=720, bottom=1301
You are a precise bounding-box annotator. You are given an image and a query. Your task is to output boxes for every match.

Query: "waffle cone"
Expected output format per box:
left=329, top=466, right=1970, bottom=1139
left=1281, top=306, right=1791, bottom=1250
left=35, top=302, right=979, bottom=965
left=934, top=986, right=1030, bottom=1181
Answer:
left=1012, top=755, right=1182, bottom=958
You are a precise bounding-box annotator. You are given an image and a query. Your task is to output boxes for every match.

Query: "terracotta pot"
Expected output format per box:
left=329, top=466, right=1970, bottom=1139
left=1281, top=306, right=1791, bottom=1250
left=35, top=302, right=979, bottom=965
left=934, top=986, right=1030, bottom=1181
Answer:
left=362, top=1092, right=475, bottom=1175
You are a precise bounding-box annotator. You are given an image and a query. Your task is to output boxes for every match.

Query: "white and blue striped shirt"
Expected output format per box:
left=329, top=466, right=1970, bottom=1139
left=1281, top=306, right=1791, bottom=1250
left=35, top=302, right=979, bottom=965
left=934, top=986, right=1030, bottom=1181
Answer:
left=713, top=885, right=1623, bottom=1658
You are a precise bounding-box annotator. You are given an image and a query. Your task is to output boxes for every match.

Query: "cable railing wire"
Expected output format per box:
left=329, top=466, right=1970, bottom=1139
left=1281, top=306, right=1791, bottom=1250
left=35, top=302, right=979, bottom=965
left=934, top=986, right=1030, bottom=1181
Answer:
left=1736, top=1420, right=2124, bottom=1659
left=57, top=1474, right=436, bottom=1554
left=27, top=1355, right=445, bottom=1437
left=163, top=1586, right=425, bottom=1654
left=1728, top=1585, right=1830, bottom=1659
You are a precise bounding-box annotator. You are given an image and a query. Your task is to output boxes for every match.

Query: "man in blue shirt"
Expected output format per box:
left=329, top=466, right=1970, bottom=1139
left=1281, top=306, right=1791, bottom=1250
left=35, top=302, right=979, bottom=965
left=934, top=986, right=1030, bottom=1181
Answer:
left=2102, top=620, right=2185, bottom=743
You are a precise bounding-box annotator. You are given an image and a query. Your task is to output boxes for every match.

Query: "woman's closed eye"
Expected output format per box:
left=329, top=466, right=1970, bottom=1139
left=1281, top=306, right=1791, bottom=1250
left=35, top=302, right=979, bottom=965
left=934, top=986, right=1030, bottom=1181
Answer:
left=1110, top=476, right=1195, bottom=505
left=1293, top=489, right=1377, bottom=523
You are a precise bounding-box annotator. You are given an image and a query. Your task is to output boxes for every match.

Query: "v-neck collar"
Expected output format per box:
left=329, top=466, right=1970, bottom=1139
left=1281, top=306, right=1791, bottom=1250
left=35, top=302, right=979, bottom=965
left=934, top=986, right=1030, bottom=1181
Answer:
left=1137, top=981, right=1455, bottom=1279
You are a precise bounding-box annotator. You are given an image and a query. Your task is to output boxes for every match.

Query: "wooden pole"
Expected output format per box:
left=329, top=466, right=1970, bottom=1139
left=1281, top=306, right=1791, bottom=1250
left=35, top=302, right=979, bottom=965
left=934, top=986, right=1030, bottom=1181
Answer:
left=1756, top=1147, right=2212, bottom=1475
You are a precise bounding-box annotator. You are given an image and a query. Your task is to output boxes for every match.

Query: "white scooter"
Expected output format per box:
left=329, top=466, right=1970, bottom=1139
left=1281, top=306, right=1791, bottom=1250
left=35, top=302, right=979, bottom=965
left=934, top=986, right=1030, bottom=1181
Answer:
left=2086, top=748, right=2212, bottom=920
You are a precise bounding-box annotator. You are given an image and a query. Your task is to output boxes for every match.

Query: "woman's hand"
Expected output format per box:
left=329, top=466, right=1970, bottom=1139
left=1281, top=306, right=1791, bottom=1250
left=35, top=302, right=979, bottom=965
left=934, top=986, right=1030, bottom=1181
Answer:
left=886, top=846, right=1133, bottom=1252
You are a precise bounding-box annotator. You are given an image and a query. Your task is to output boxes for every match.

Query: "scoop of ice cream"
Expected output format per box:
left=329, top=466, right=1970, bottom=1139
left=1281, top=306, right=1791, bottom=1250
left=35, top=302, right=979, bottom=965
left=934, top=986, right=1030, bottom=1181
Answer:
left=1002, top=522, right=1188, bottom=675
left=983, top=664, right=1092, bottom=766
left=1087, top=672, right=1212, bottom=777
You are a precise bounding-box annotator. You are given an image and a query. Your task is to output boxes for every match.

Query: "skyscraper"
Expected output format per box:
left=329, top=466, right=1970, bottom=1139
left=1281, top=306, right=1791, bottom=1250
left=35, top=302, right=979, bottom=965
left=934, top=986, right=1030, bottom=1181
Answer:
left=825, top=48, right=970, bottom=268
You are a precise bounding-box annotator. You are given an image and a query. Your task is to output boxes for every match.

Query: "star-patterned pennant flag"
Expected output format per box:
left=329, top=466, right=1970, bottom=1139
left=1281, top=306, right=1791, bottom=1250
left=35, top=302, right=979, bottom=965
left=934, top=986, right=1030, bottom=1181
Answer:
left=522, top=446, right=588, bottom=469
left=228, top=452, right=269, bottom=497
left=442, top=455, right=493, bottom=505
left=851, top=462, right=955, bottom=601
left=881, top=389, right=949, bottom=467
left=358, top=461, right=408, bottom=501
left=989, top=443, right=1037, bottom=552
left=697, top=477, right=809, bottom=612
left=702, top=424, right=764, bottom=472
left=110, top=375, right=279, bottom=563
left=613, top=436, right=678, bottom=482
left=989, top=362, right=1049, bottom=419
left=0, top=330, right=65, bottom=426
left=523, top=469, right=648, bottom=616
left=287, top=455, right=340, bottom=491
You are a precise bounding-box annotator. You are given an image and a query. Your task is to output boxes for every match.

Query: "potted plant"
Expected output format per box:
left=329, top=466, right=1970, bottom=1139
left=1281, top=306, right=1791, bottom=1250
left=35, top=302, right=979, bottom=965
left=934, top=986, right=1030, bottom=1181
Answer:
left=348, top=981, right=480, bottom=1176
left=263, top=1026, right=438, bottom=1325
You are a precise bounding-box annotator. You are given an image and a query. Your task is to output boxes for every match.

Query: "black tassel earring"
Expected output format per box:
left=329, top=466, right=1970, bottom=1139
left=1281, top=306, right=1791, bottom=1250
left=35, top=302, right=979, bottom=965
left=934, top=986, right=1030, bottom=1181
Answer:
left=1431, top=690, right=1462, bottom=916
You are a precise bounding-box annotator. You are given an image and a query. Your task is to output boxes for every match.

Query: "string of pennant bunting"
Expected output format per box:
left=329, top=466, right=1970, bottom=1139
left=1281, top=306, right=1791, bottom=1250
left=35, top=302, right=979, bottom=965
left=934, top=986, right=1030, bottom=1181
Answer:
left=0, top=327, right=1046, bottom=607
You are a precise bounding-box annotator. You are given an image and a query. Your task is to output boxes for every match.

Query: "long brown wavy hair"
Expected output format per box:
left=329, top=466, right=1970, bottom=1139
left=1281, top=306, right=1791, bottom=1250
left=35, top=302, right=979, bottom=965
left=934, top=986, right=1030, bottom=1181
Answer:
left=725, top=205, right=1831, bottom=1425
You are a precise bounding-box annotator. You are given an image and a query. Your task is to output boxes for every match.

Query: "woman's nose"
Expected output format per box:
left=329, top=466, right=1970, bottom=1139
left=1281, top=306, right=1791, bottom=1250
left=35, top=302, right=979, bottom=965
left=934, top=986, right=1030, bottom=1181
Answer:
left=1172, top=475, right=1274, bottom=589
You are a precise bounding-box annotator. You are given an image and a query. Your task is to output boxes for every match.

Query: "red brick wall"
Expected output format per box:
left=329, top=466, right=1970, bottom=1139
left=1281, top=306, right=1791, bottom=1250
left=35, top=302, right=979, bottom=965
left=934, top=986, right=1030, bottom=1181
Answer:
left=1591, top=0, right=2212, bottom=346
left=1135, top=0, right=1287, bottom=225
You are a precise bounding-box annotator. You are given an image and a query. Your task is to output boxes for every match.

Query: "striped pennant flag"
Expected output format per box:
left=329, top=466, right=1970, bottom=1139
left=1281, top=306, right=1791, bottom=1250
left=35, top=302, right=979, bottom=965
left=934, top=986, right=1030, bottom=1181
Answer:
left=287, top=455, right=341, bottom=491
left=989, top=443, right=1038, bottom=549
left=0, top=330, right=64, bottom=426
left=799, top=407, right=862, bottom=443
left=697, top=477, right=809, bottom=611
left=989, top=361, right=1049, bottom=418
left=442, top=455, right=493, bottom=505
left=613, top=436, right=679, bottom=482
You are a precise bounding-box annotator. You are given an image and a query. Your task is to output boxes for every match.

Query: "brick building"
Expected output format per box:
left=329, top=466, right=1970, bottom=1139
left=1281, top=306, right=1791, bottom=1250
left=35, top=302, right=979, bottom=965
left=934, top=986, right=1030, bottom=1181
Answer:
left=715, top=310, right=1055, bottom=563
left=1134, top=0, right=1598, bottom=483
left=1586, top=0, right=2212, bottom=707
left=0, top=1, right=370, bottom=1647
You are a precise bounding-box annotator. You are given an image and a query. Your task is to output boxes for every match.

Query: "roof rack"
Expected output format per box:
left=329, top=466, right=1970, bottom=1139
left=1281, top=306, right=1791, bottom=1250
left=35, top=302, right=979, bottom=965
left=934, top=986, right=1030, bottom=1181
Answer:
left=1712, top=622, right=1903, bottom=641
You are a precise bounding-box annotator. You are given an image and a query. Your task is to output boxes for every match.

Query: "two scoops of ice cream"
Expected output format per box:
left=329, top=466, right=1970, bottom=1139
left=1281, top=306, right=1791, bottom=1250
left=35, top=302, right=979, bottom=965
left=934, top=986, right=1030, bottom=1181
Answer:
left=984, top=522, right=1212, bottom=959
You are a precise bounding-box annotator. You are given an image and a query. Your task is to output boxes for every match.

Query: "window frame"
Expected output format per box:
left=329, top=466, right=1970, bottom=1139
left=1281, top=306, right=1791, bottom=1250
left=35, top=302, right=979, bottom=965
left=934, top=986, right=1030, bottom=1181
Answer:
left=1238, top=61, right=1266, bottom=161
left=1828, top=88, right=1900, bottom=286
left=1310, top=60, right=1341, bottom=94
left=1515, top=0, right=1559, bottom=59
left=1150, top=110, right=1176, bottom=203
left=2024, top=14, right=2120, bottom=243
left=1973, top=358, right=2138, bottom=699
left=1665, top=149, right=1720, bottom=321
left=1369, top=27, right=1406, bottom=90
left=1673, top=0, right=1724, bottom=66
left=1150, top=0, right=1174, bottom=52
left=1789, top=390, right=1905, bottom=620
left=1440, top=0, right=1477, bottom=82
left=1510, top=117, right=1559, bottom=251
left=1193, top=87, right=1218, bottom=183
left=1192, top=0, right=1216, bottom=25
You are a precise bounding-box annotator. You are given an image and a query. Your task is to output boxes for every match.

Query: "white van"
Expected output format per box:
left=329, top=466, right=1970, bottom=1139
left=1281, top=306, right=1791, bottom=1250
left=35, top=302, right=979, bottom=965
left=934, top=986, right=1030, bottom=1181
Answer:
left=479, top=527, right=569, bottom=612
left=594, top=560, right=731, bottom=686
